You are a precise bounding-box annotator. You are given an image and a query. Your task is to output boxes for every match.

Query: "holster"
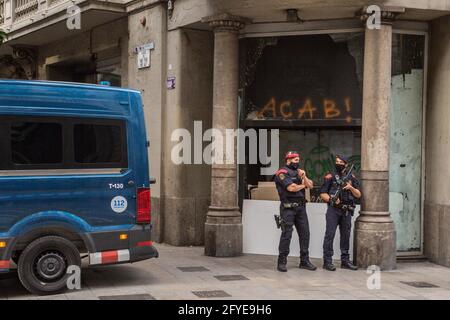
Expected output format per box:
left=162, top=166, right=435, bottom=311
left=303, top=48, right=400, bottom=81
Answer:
left=274, top=214, right=287, bottom=232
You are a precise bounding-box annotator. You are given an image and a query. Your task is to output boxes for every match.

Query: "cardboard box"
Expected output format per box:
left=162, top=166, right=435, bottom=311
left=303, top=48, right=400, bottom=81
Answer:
left=249, top=181, right=279, bottom=201
left=249, top=181, right=311, bottom=202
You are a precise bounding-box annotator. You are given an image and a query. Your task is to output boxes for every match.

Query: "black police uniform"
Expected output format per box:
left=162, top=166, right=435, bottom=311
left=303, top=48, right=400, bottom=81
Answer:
left=320, top=171, right=360, bottom=265
left=274, top=166, right=310, bottom=263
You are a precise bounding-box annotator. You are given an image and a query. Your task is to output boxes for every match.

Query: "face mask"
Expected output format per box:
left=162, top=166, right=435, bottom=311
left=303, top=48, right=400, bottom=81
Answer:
left=288, top=162, right=299, bottom=170
left=335, top=164, right=346, bottom=173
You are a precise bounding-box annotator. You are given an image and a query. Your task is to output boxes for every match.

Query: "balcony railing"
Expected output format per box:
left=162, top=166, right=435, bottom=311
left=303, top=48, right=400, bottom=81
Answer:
left=0, top=0, right=130, bottom=34
left=0, top=0, right=73, bottom=28
left=14, top=0, right=38, bottom=20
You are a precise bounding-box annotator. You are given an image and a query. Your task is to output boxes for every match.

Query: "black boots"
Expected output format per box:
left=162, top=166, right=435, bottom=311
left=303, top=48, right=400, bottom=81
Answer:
left=341, top=261, right=358, bottom=271
left=323, top=263, right=336, bottom=271
left=323, top=261, right=358, bottom=271
left=277, top=256, right=287, bottom=272
left=278, top=257, right=318, bottom=272
left=299, top=260, right=317, bottom=271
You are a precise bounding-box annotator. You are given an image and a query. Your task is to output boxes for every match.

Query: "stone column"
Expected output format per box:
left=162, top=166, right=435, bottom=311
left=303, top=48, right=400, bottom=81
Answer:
left=354, top=7, right=404, bottom=270
left=201, top=13, right=249, bottom=257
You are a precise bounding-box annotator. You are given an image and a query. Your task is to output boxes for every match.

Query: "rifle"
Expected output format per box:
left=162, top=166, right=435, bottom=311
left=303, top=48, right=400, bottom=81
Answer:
left=329, top=164, right=356, bottom=215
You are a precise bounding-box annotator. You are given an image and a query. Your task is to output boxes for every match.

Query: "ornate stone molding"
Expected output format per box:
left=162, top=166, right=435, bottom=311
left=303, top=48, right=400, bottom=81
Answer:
left=202, top=13, right=251, bottom=33
left=356, top=6, right=405, bottom=26
left=11, top=45, right=38, bottom=79
left=0, top=55, right=27, bottom=79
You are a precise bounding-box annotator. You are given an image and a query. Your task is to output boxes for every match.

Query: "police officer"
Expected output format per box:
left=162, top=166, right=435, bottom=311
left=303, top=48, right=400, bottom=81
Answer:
left=320, top=155, right=361, bottom=271
left=274, top=151, right=317, bottom=272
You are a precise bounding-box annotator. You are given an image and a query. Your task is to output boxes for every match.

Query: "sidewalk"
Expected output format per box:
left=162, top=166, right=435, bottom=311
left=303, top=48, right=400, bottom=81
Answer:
left=2, top=243, right=450, bottom=300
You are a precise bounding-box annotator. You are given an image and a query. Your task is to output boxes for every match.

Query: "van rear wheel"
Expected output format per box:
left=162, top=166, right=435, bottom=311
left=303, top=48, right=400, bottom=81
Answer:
left=18, top=236, right=81, bottom=296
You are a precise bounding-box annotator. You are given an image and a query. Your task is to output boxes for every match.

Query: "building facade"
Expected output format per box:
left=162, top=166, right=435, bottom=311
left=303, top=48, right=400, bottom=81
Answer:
left=1, top=0, right=450, bottom=269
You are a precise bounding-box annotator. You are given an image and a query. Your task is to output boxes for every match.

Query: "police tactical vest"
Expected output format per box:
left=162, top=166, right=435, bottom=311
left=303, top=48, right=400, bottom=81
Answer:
left=274, top=166, right=306, bottom=203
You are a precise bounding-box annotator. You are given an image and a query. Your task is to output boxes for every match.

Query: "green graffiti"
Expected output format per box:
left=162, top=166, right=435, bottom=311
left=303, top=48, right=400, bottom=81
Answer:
left=301, top=146, right=360, bottom=202
left=302, top=145, right=360, bottom=185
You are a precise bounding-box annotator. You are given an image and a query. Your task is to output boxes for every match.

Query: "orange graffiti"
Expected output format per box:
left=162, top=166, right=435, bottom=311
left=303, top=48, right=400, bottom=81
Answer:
left=344, top=97, right=352, bottom=123
left=298, top=99, right=317, bottom=119
left=255, top=97, right=355, bottom=121
left=344, top=97, right=351, bottom=112
left=257, top=97, right=277, bottom=118
left=280, top=101, right=293, bottom=118
left=324, top=99, right=341, bottom=119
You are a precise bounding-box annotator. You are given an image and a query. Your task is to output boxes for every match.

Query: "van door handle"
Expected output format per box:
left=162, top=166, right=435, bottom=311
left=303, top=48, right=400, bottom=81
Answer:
left=128, top=180, right=135, bottom=187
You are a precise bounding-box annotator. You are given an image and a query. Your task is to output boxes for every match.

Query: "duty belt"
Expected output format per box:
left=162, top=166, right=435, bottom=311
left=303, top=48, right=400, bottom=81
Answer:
left=283, top=199, right=306, bottom=208
left=331, top=203, right=356, bottom=215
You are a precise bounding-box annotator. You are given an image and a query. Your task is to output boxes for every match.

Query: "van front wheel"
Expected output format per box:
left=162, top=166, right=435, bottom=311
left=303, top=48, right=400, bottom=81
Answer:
left=18, top=236, right=81, bottom=296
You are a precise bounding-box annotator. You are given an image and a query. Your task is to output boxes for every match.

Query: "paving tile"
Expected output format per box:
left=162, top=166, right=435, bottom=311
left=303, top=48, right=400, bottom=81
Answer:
left=400, top=281, right=439, bottom=288
left=214, top=275, right=250, bottom=281
left=192, top=290, right=232, bottom=298
left=98, top=293, right=155, bottom=300
left=177, top=266, right=210, bottom=272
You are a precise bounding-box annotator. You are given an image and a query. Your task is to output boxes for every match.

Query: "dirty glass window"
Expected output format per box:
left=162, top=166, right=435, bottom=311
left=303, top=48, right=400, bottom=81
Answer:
left=11, top=122, right=63, bottom=165
left=73, top=123, right=124, bottom=165
left=240, top=33, right=364, bottom=125
left=239, top=33, right=364, bottom=203
left=0, top=123, right=10, bottom=169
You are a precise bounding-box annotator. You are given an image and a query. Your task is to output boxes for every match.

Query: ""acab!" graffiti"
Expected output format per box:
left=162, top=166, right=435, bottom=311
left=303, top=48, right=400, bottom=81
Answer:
left=255, top=97, right=354, bottom=122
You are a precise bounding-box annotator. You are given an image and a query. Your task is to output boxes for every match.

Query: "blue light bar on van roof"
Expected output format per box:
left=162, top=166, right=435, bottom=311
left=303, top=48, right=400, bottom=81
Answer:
left=99, top=81, right=111, bottom=86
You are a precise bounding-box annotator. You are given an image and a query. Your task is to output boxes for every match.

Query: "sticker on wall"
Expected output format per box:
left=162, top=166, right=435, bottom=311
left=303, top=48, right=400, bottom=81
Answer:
left=111, top=196, right=128, bottom=213
left=167, top=77, right=176, bottom=90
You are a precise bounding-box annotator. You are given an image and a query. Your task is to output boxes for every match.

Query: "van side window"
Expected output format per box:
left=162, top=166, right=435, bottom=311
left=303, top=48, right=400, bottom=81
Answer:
left=0, top=123, right=9, bottom=170
left=11, top=122, right=63, bottom=165
left=0, top=116, right=127, bottom=171
left=74, top=124, right=123, bottom=164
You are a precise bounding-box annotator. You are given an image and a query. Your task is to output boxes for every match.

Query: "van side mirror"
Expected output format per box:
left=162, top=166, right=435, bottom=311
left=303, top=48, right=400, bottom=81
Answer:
left=150, top=178, right=156, bottom=185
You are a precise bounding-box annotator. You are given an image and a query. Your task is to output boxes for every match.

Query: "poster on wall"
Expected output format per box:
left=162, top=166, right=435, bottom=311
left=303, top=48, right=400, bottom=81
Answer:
left=135, top=42, right=155, bottom=69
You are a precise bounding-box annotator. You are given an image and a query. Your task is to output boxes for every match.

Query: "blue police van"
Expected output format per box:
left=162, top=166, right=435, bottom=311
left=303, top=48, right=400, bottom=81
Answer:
left=0, top=80, right=158, bottom=295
